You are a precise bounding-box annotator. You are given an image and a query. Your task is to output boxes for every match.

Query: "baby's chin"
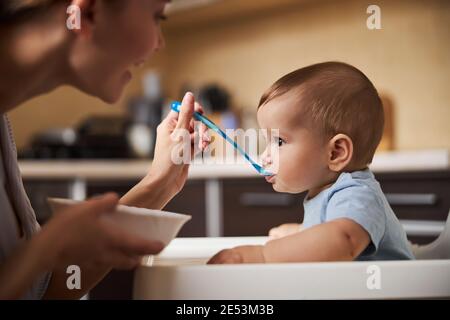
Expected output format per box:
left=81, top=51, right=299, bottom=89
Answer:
left=272, top=180, right=305, bottom=194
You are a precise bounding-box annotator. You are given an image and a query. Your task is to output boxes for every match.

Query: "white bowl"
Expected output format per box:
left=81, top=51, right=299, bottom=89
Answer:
left=47, top=198, right=191, bottom=246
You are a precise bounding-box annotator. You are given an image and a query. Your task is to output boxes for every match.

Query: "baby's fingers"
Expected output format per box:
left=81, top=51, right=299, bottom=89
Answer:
left=207, top=249, right=242, bottom=264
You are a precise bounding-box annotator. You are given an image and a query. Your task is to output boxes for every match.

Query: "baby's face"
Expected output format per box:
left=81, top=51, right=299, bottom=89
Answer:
left=257, top=93, right=330, bottom=194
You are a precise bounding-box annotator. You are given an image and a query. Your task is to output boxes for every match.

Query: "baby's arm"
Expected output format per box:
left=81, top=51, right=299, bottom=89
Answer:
left=264, top=218, right=370, bottom=262
left=208, top=218, right=370, bottom=264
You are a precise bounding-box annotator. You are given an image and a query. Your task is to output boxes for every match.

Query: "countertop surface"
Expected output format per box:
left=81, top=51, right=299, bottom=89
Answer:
left=18, top=149, right=449, bottom=180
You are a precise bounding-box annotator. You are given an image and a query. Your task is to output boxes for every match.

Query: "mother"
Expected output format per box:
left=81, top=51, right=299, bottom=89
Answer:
left=0, top=0, right=208, bottom=299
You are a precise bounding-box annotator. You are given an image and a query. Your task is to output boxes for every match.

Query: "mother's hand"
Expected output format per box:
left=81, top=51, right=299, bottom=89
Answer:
left=44, top=193, right=164, bottom=270
left=152, top=92, right=209, bottom=193
left=0, top=193, right=164, bottom=300
left=120, top=92, right=209, bottom=210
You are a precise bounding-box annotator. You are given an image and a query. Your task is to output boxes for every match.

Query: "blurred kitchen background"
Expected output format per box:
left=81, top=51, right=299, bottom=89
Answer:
left=7, top=0, right=450, bottom=298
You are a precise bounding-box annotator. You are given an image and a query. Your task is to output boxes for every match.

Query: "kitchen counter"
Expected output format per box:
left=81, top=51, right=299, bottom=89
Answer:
left=19, top=149, right=450, bottom=248
left=18, top=149, right=449, bottom=180
left=18, top=160, right=259, bottom=180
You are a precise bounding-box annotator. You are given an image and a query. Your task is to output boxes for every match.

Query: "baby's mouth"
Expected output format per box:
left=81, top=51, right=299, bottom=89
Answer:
left=265, top=175, right=276, bottom=183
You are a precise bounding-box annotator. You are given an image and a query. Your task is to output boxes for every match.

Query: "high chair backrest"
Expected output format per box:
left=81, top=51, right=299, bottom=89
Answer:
left=411, top=210, right=450, bottom=260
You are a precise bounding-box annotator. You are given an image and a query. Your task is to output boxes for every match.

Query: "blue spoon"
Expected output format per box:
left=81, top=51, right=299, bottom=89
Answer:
left=171, top=101, right=273, bottom=176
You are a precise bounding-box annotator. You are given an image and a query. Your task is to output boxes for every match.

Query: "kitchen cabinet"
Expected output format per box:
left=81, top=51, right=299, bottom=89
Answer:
left=222, top=178, right=304, bottom=236
left=374, top=170, right=450, bottom=244
left=221, top=171, right=450, bottom=244
left=374, top=170, right=450, bottom=222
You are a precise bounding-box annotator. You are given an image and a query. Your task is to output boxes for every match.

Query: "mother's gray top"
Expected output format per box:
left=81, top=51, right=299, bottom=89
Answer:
left=0, top=115, right=51, bottom=299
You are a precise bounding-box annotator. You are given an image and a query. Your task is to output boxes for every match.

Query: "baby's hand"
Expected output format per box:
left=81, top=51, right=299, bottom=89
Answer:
left=268, top=223, right=302, bottom=240
left=207, top=245, right=265, bottom=264
left=207, top=248, right=243, bottom=264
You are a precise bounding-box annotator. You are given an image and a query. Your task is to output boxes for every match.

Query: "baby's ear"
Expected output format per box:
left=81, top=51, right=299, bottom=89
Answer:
left=327, top=134, right=353, bottom=172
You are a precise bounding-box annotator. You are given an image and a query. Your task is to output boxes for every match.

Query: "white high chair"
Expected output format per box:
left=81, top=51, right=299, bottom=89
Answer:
left=133, top=212, right=450, bottom=299
left=410, top=212, right=450, bottom=260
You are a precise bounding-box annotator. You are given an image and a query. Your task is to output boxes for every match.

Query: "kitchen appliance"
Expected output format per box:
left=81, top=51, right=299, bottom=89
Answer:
left=19, top=116, right=132, bottom=159
left=126, top=71, right=163, bottom=158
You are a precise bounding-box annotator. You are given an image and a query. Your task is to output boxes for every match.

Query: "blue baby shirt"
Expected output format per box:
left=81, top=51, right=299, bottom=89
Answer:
left=302, top=169, right=414, bottom=261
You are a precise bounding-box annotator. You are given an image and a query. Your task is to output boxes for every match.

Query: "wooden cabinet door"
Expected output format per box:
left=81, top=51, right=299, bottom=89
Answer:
left=222, top=178, right=305, bottom=236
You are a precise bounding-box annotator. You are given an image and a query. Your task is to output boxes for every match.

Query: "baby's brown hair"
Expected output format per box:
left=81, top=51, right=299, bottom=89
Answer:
left=258, top=61, right=384, bottom=168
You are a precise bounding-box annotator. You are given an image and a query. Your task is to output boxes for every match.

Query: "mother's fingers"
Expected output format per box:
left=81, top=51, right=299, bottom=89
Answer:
left=72, top=192, right=119, bottom=217
left=116, top=234, right=164, bottom=256
left=100, top=250, right=142, bottom=270
left=102, top=220, right=165, bottom=256
left=175, top=92, right=195, bottom=130
left=194, top=101, right=205, bottom=114
left=162, top=94, right=210, bottom=151
left=194, top=102, right=210, bottom=150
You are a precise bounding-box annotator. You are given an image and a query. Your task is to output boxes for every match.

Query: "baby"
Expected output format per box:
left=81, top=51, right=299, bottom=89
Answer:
left=208, top=61, right=414, bottom=264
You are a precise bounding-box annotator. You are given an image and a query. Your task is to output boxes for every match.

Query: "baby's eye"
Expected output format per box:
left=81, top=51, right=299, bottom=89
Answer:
left=273, top=137, right=285, bottom=147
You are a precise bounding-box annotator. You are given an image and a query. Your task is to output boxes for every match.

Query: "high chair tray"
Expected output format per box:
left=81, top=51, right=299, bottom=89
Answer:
left=133, top=237, right=450, bottom=299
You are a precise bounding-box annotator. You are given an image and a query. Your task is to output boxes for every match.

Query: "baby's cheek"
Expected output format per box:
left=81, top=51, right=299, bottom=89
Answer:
left=277, top=158, right=298, bottom=184
left=281, top=151, right=311, bottom=188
